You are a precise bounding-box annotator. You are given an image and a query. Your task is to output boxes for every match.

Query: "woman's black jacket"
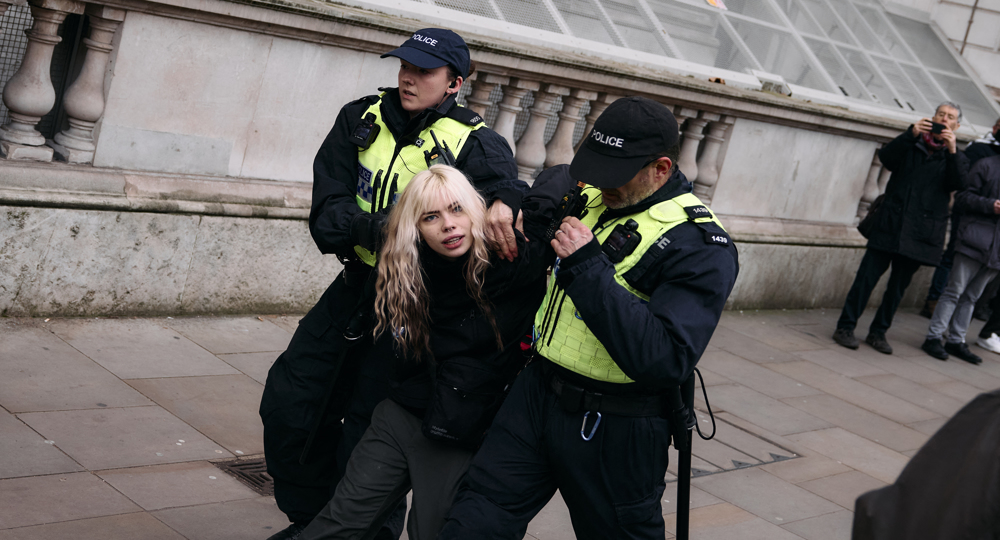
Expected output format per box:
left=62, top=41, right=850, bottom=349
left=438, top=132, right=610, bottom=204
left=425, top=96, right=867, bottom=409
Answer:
left=386, top=173, right=563, bottom=413
left=867, top=128, right=969, bottom=266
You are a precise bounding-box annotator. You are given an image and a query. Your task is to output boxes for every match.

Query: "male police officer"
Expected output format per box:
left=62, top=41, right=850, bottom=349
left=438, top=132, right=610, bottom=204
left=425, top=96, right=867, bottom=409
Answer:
left=438, top=96, right=739, bottom=539
left=259, top=28, right=522, bottom=540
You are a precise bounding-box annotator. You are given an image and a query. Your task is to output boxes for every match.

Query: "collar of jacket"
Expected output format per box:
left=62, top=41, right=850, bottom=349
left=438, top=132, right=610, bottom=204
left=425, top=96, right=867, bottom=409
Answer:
left=380, top=89, right=458, bottom=144
left=594, top=169, right=693, bottom=230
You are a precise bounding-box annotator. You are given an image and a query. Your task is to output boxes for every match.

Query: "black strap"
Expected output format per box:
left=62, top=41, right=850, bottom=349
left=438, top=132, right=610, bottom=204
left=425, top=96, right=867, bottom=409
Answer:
left=445, top=105, right=484, bottom=126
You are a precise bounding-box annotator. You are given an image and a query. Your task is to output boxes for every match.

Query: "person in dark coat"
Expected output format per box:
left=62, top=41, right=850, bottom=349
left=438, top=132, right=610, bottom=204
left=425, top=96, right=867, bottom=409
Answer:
left=920, top=116, right=1000, bottom=318
left=851, top=388, right=1000, bottom=540
left=834, top=102, right=968, bottom=354
left=921, top=153, right=1000, bottom=363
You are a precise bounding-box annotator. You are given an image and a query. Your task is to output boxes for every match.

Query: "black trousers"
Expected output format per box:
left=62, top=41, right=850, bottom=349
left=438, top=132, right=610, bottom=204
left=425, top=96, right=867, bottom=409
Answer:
left=439, top=361, right=671, bottom=540
left=837, top=248, right=923, bottom=335
left=260, top=272, right=404, bottom=537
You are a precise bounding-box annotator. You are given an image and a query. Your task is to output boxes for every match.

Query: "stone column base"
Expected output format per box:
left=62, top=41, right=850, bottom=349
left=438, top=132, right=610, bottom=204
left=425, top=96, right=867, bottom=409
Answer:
left=47, top=139, right=94, bottom=164
left=1, top=141, right=54, bottom=161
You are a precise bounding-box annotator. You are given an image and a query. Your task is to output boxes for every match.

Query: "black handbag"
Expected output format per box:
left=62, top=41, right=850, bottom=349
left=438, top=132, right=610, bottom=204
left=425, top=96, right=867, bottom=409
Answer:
left=857, top=194, right=885, bottom=239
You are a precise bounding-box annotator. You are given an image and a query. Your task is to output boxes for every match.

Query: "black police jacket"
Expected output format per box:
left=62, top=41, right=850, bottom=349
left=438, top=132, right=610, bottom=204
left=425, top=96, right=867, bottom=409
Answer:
left=867, top=128, right=968, bottom=266
left=537, top=165, right=740, bottom=394
left=310, top=89, right=524, bottom=259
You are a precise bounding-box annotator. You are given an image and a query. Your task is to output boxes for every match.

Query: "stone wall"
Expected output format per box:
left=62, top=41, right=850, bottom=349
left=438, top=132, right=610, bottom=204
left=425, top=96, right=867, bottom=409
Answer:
left=0, top=0, right=980, bottom=316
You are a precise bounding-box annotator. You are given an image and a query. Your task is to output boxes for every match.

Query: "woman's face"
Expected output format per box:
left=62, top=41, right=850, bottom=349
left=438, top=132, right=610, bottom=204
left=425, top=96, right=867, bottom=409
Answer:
left=417, top=192, right=472, bottom=260
left=397, top=60, right=457, bottom=117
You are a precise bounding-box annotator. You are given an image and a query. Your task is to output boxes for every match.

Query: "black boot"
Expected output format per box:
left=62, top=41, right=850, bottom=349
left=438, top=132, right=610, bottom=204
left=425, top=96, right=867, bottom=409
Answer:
left=266, top=522, right=309, bottom=540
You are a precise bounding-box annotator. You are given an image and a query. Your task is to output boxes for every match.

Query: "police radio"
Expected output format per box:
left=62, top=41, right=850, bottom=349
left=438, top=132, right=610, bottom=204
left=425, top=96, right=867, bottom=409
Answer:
left=545, top=181, right=589, bottom=240
left=349, top=113, right=380, bottom=150
left=424, top=130, right=456, bottom=167
left=602, top=219, right=641, bottom=263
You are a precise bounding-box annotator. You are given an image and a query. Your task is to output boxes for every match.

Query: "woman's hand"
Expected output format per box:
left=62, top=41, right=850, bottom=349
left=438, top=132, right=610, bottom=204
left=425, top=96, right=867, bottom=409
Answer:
left=550, top=217, right=594, bottom=259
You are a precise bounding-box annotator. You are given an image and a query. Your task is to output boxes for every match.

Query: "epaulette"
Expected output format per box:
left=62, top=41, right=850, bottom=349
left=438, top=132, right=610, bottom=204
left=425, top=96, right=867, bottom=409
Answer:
left=445, top=105, right=485, bottom=126
left=346, top=94, right=382, bottom=108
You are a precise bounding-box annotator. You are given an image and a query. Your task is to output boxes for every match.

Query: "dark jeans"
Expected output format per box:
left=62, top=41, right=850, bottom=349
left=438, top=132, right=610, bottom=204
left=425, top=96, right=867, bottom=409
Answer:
left=439, top=361, right=671, bottom=540
left=980, top=290, right=1000, bottom=339
left=837, top=248, right=923, bottom=335
left=926, top=213, right=961, bottom=302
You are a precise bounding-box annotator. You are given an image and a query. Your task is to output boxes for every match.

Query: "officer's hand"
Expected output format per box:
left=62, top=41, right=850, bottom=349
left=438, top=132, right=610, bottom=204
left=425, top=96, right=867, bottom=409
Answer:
left=940, top=128, right=957, bottom=153
left=486, top=201, right=522, bottom=261
left=551, top=217, right=594, bottom=259
left=912, top=118, right=933, bottom=137
left=992, top=200, right=1000, bottom=215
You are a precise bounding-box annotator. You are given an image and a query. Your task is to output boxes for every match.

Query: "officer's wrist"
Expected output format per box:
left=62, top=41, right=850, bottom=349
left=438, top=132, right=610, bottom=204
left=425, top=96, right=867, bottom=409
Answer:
left=556, top=238, right=602, bottom=286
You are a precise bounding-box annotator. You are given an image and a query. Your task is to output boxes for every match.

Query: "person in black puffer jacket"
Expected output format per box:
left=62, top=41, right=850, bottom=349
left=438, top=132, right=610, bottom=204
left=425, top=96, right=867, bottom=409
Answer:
left=298, top=165, right=560, bottom=540
left=834, top=102, right=968, bottom=355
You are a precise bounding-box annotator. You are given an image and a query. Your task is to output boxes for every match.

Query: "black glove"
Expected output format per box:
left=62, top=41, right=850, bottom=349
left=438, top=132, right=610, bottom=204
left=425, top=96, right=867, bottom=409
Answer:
left=350, top=210, right=389, bottom=252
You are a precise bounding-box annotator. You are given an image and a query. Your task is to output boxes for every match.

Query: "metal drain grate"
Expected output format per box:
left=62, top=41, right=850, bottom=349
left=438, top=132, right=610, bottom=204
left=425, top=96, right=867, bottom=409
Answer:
left=215, top=456, right=274, bottom=496
left=666, top=411, right=799, bottom=482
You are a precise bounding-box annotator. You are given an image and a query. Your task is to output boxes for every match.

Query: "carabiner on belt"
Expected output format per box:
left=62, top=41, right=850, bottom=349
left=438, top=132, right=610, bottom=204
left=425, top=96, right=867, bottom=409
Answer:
left=580, top=411, right=602, bottom=441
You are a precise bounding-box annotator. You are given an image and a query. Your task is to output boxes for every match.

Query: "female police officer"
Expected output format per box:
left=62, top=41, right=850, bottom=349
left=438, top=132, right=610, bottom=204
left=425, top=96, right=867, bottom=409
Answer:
left=259, top=28, right=524, bottom=540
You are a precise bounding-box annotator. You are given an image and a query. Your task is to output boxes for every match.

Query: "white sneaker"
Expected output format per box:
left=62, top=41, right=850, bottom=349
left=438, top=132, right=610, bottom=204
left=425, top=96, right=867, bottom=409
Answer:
left=976, top=333, right=1000, bottom=354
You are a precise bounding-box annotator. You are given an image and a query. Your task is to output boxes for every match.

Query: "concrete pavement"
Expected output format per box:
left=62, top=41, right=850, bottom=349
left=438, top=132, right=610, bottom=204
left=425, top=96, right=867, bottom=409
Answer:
left=1, top=307, right=996, bottom=539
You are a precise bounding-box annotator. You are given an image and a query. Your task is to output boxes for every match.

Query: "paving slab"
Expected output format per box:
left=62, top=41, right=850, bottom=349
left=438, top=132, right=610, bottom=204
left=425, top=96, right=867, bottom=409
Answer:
left=18, top=406, right=230, bottom=470
left=0, top=512, right=185, bottom=540
left=780, top=394, right=928, bottom=452
left=780, top=510, right=854, bottom=540
left=0, top=472, right=139, bottom=529
left=708, top=413, right=798, bottom=463
left=699, top=350, right=820, bottom=399
left=263, top=315, right=300, bottom=335
left=796, top=470, right=887, bottom=510
left=665, top=503, right=803, bottom=540
left=766, top=361, right=939, bottom=424
left=707, top=326, right=804, bottom=364
left=0, top=325, right=151, bottom=413
left=760, top=454, right=852, bottom=485
left=719, top=313, right=829, bottom=352
left=787, top=428, right=909, bottom=484
left=926, top=379, right=985, bottom=403
left=855, top=373, right=966, bottom=417
left=913, top=353, right=1000, bottom=391
left=704, top=384, right=831, bottom=436
left=151, top=497, right=291, bottom=540
left=126, top=375, right=265, bottom=454
left=97, top=461, right=258, bottom=511
left=693, top=467, right=841, bottom=525
left=166, top=316, right=293, bottom=354
left=217, top=351, right=277, bottom=385
left=0, top=410, right=82, bottom=479
left=794, top=348, right=888, bottom=378
left=661, top=485, right=722, bottom=515
left=908, top=417, right=948, bottom=436
left=47, top=319, right=239, bottom=379
left=850, top=354, right=953, bottom=385
left=524, top=490, right=574, bottom=540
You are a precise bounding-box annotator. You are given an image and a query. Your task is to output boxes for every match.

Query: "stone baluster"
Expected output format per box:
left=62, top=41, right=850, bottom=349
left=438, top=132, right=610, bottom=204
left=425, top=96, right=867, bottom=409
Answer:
left=673, top=106, right=698, bottom=138
left=49, top=5, right=125, bottom=164
left=464, top=73, right=507, bottom=118
left=492, top=79, right=538, bottom=158
left=677, top=110, right=710, bottom=182
left=544, top=88, right=597, bottom=167
left=574, top=92, right=619, bottom=152
left=0, top=0, right=85, bottom=161
left=856, top=150, right=883, bottom=224
left=514, top=84, right=568, bottom=182
left=692, top=115, right=732, bottom=204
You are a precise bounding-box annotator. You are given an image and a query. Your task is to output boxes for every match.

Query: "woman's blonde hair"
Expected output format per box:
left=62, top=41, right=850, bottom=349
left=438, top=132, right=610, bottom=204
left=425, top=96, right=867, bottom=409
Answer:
left=374, top=164, right=499, bottom=360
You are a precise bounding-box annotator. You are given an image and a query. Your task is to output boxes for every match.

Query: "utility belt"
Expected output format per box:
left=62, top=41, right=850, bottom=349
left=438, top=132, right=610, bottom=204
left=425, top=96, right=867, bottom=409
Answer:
left=543, top=360, right=667, bottom=417
left=340, top=255, right=373, bottom=288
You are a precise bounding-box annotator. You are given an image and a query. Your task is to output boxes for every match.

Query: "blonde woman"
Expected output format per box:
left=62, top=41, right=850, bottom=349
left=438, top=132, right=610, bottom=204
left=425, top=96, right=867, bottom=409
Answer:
left=297, top=164, right=559, bottom=540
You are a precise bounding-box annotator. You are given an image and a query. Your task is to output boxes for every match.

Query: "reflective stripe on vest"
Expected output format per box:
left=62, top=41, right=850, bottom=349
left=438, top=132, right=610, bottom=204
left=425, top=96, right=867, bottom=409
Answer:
left=354, top=96, right=484, bottom=265
left=534, top=190, right=727, bottom=383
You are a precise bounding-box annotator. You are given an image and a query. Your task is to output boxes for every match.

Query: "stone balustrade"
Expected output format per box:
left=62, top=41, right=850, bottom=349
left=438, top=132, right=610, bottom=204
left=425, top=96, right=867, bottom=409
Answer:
left=461, top=70, right=741, bottom=203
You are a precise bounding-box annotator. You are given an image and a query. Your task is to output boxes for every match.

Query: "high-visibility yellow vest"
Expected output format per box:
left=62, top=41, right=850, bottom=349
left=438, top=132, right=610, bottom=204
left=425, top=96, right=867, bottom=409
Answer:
left=354, top=96, right=485, bottom=265
left=534, top=189, right=728, bottom=383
